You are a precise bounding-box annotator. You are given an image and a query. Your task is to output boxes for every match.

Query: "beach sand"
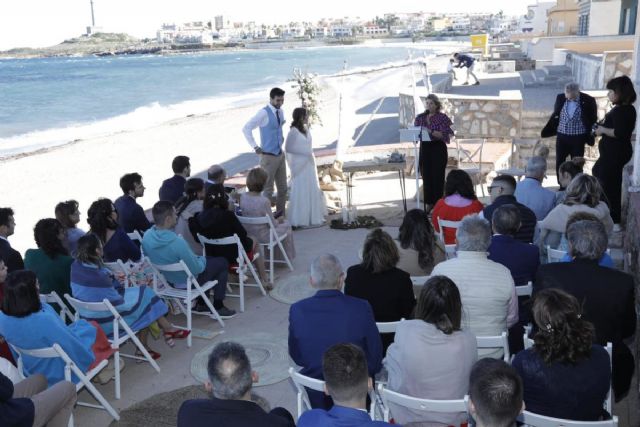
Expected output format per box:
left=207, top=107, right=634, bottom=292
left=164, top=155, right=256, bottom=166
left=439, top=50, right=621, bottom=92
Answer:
left=1, top=56, right=451, bottom=253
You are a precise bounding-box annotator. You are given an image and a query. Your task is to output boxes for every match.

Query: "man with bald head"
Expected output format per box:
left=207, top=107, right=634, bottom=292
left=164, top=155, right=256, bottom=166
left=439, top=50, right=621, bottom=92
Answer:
left=289, top=254, right=382, bottom=409
left=514, top=156, right=555, bottom=220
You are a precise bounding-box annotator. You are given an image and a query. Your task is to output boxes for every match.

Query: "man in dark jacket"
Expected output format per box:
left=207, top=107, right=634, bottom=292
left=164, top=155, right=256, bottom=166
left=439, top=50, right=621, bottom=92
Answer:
left=541, top=82, right=598, bottom=182
left=177, top=342, right=295, bottom=427
left=114, top=172, right=152, bottom=234
left=534, top=219, right=636, bottom=400
left=0, top=208, right=23, bottom=273
left=453, top=52, right=479, bottom=85
left=158, top=155, right=190, bottom=204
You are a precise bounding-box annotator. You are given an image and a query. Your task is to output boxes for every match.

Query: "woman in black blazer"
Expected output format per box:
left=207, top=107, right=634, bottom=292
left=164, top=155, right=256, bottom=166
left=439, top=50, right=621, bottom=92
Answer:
left=593, top=75, right=637, bottom=223
left=344, top=229, right=416, bottom=352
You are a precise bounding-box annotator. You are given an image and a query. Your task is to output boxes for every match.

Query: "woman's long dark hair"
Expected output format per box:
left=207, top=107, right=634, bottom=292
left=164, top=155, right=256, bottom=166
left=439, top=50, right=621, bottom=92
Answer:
left=54, top=200, right=79, bottom=229
left=532, top=288, right=594, bottom=365
left=2, top=270, right=41, bottom=317
left=33, top=218, right=69, bottom=258
left=361, top=229, right=399, bottom=274
left=87, top=198, right=118, bottom=244
left=398, top=209, right=435, bottom=270
left=203, top=184, right=229, bottom=211
left=175, top=178, right=204, bottom=217
left=444, top=169, right=477, bottom=200
left=414, top=276, right=462, bottom=334
left=291, top=107, right=308, bottom=135
left=76, top=233, right=104, bottom=267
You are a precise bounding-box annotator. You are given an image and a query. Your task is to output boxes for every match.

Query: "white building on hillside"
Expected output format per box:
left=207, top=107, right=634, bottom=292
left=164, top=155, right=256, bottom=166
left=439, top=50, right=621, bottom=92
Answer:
left=518, top=2, right=555, bottom=34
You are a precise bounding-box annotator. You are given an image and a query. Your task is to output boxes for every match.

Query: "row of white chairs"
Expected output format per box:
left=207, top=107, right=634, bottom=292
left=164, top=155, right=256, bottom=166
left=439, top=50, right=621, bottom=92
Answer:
left=288, top=367, right=618, bottom=426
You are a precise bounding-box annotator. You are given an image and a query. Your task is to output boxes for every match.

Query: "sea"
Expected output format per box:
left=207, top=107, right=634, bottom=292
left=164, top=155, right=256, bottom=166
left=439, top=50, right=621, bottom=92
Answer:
left=0, top=41, right=462, bottom=158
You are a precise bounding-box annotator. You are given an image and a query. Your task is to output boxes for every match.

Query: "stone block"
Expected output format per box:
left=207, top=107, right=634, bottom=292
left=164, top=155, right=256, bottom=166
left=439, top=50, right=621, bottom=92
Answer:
left=483, top=103, right=497, bottom=113
left=470, top=120, right=480, bottom=134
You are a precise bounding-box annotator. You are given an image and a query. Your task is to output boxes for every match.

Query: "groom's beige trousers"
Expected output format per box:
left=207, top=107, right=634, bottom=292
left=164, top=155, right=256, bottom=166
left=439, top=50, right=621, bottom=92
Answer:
left=259, top=152, right=287, bottom=214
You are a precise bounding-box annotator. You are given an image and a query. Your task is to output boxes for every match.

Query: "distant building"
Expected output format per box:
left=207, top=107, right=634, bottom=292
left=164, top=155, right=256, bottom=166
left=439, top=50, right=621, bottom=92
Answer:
left=431, top=18, right=450, bottom=31
left=331, top=26, right=353, bottom=37
left=313, top=27, right=329, bottom=38
left=519, top=2, right=555, bottom=34
left=577, top=0, right=637, bottom=35
left=363, top=26, right=389, bottom=36
left=547, top=0, right=579, bottom=35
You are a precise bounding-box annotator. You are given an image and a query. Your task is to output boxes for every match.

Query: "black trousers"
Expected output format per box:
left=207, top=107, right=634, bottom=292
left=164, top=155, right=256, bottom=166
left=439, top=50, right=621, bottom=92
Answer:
left=419, top=140, right=448, bottom=208
left=555, top=133, right=589, bottom=183
left=593, top=143, right=633, bottom=224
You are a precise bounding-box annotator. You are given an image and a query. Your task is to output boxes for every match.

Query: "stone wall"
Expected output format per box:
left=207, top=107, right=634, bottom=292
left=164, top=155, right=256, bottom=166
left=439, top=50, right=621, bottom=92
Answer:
left=566, top=52, right=603, bottom=89
left=478, top=60, right=516, bottom=73
left=602, top=50, right=633, bottom=84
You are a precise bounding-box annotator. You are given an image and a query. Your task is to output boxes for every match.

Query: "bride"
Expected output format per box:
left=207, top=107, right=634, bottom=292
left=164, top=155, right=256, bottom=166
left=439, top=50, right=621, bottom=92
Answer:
left=285, top=107, right=327, bottom=227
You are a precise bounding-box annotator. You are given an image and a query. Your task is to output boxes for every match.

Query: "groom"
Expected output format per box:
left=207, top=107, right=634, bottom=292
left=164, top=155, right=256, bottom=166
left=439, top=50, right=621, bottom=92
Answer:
left=242, top=87, right=287, bottom=216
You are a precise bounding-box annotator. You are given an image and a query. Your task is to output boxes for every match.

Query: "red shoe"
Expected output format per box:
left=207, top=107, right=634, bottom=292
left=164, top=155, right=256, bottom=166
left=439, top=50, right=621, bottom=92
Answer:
left=163, top=329, right=191, bottom=347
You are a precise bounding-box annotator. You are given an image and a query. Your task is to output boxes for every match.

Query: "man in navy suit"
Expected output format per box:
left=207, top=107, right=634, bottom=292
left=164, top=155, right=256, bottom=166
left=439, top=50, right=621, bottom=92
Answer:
left=487, top=205, right=540, bottom=354
left=0, top=208, right=24, bottom=273
left=114, top=172, right=152, bottom=234
left=298, top=344, right=392, bottom=427
left=159, top=155, right=190, bottom=204
left=289, top=254, right=383, bottom=410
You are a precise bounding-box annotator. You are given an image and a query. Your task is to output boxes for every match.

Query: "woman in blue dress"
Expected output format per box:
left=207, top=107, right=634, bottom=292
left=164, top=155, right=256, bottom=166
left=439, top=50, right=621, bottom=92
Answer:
left=70, top=233, right=189, bottom=360
left=0, top=270, right=113, bottom=386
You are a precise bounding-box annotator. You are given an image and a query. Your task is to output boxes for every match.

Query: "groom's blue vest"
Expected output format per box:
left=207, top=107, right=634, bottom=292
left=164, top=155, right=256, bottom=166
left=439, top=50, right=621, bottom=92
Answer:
left=259, top=106, right=284, bottom=155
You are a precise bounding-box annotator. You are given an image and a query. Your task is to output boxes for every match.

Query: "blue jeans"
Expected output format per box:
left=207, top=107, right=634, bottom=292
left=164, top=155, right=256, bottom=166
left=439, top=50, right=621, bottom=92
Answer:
left=197, top=256, right=229, bottom=307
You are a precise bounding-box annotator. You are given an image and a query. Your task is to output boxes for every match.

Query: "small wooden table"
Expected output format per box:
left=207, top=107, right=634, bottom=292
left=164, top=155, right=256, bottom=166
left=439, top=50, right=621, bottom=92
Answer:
left=342, top=160, right=407, bottom=213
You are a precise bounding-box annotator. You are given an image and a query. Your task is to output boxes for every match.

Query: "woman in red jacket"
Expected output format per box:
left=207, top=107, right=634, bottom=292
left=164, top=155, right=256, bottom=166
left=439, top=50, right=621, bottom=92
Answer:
left=432, top=169, right=483, bottom=245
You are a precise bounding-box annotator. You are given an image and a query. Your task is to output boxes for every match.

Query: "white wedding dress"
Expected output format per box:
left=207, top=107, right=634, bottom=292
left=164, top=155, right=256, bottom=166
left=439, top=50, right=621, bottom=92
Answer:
left=285, top=127, right=327, bottom=227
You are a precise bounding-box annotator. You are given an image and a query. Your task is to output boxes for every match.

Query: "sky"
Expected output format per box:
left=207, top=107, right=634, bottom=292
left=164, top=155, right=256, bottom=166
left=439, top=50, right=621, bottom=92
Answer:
left=0, top=0, right=535, bottom=51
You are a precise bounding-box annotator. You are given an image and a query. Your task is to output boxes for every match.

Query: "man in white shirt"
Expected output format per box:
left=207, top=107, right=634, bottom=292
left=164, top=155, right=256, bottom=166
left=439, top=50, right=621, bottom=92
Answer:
left=242, top=87, right=287, bottom=216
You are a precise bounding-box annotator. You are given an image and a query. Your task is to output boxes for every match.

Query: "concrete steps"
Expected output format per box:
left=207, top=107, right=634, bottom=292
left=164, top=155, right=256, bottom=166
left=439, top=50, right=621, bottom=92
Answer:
left=520, top=65, right=573, bottom=88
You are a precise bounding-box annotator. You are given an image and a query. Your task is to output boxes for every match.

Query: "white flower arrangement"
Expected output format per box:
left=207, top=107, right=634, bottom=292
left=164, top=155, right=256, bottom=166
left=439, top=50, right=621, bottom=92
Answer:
left=293, top=68, right=322, bottom=125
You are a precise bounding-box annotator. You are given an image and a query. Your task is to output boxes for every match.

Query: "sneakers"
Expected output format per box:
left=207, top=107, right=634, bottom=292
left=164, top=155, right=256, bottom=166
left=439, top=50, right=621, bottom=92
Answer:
left=473, top=81, right=480, bottom=86
left=462, top=81, right=469, bottom=85
left=216, top=306, right=237, bottom=319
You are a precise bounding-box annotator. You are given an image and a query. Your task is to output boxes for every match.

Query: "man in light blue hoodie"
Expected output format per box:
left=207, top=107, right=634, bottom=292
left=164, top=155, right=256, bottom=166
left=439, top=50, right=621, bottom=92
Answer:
left=142, top=201, right=236, bottom=318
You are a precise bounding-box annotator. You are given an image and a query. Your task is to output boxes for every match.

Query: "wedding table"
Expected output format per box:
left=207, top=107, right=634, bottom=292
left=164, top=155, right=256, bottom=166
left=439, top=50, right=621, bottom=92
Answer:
left=342, top=160, right=407, bottom=213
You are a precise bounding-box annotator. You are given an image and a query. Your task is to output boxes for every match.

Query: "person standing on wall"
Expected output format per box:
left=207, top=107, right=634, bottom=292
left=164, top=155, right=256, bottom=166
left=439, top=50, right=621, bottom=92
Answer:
left=593, top=75, right=637, bottom=224
left=541, top=82, right=597, bottom=186
left=414, top=94, right=454, bottom=213
left=242, top=88, right=288, bottom=217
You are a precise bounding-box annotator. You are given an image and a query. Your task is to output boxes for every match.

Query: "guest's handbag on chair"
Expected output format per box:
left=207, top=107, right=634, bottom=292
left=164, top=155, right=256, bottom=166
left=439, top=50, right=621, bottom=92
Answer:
left=541, top=113, right=559, bottom=138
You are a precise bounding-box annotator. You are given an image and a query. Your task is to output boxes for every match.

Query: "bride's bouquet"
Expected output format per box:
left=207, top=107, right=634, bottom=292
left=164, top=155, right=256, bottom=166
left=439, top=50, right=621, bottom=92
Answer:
left=293, top=68, right=322, bottom=125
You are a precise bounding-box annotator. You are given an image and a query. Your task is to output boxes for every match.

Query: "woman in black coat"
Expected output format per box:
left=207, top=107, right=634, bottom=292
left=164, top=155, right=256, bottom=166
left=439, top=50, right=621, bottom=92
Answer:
left=593, top=75, right=637, bottom=223
left=344, top=228, right=416, bottom=352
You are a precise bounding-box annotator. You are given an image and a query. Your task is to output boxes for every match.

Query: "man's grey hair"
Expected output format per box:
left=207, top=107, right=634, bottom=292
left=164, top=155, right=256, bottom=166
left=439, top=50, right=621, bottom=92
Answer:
left=207, top=342, right=252, bottom=400
left=567, top=220, right=607, bottom=261
left=526, top=156, right=547, bottom=178
left=208, top=165, right=226, bottom=183
left=456, top=215, right=492, bottom=252
left=310, top=254, right=343, bottom=289
left=565, top=82, right=580, bottom=93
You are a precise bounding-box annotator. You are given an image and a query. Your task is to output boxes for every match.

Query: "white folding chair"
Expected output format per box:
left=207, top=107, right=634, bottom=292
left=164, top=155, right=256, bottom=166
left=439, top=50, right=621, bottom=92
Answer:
left=11, top=342, right=120, bottom=422
left=127, top=230, right=143, bottom=243
left=376, top=319, right=405, bottom=334
left=237, top=214, right=294, bottom=283
left=198, top=233, right=266, bottom=313
left=147, top=258, right=223, bottom=347
left=288, top=367, right=377, bottom=420
left=40, top=291, right=74, bottom=323
left=104, top=259, right=133, bottom=288
left=377, top=383, right=469, bottom=423
left=64, top=293, right=160, bottom=399
left=516, top=282, right=533, bottom=297
left=546, top=245, right=567, bottom=263
left=476, top=332, right=510, bottom=362
left=455, top=138, right=486, bottom=196
left=437, top=217, right=460, bottom=259
left=518, top=410, right=618, bottom=427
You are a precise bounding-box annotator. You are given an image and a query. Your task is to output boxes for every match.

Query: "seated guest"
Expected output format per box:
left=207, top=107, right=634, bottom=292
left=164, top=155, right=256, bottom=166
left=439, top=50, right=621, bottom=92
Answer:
left=555, top=157, right=585, bottom=205
left=24, top=219, right=73, bottom=298
left=469, top=359, right=524, bottom=427
left=0, top=270, right=114, bottom=386
left=432, top=169, right=484, bottom=244
left=482, top=175, right=536, bottom=243
left=488, top=205, right=540, bottom=286
left=395, top=209, right=446, bottom=276
left=1, top=372, right=76, bottom=427
left=513, top=289, right=610, bottom=421
left=189, top=184, right=268, bottom=285
left=289, top=254, right=382, bottom=409
left=558, top=213, right=614, bottom=267
left=54, top=200, right=85, bottom=255
left=0, top=208, right=24, bottom=273
left=431, top=215, right=517, bottom=358
left=159, top=155, right=191, bottom=204
left=345, top=229, right=415, bottom=352
left=514, top=156, right=555, bottom=220
left=535, top=218, right=635, bottom=400
left=0, top=261, right=14, bottom=365
left=177, top=341, right=295, bottom=427
left=143, top=201, right=236, bottom=318
left=71, top=233, right=189, bottom=360
left=87, top=198, right=141, bottom=263
left=206, top=164, right=227, bottom=189
left=175, top=178, right=205, bottom=254
left=385, top=276, right=476, bottom=426
left=298, top=343, right=392, bottom=427
left=114, top=172, right=151, bottom=234
left=239, top=167, right=296, bottom=260
left=538, top=174, right=614, bottom=250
